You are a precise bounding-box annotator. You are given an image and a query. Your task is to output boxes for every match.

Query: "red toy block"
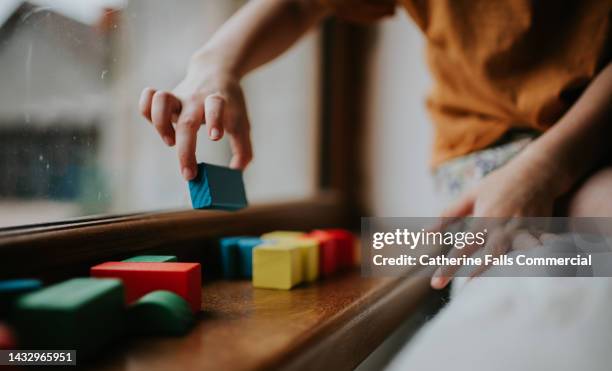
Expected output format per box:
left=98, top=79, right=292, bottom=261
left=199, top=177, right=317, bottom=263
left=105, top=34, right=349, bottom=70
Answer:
left=322, top=229, right=356, bottom=269
left=91, top=262, right=201, bottom=313
left=307, top=230, right=340, bottom=277
left=0, top=322, right=15, bottom=349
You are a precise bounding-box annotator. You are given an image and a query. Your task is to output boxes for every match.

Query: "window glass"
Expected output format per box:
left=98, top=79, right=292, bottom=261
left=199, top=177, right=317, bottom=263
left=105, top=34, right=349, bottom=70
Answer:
left=0, top=0, right=319, bottom=228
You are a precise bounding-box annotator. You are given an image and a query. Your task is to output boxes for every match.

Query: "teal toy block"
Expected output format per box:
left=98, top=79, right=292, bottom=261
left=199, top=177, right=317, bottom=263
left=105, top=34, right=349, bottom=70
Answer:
left=0, top=279, right=42, bottom=317
left=13, top=278, right=124, bottom=360
left=128, top=290, right=194, bottom=336
left=188, top=162, right=248, bottom=211
left=122, top=255, right=177, bottom=263
left=237, top=238, right=263, bottom=278
left=219, top=236, right=249, bottom=279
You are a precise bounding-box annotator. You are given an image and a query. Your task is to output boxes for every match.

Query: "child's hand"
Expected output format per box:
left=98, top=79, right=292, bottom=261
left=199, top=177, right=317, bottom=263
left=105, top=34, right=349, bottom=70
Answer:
left=139, top=59, right=252, bottom=180
left=443, top=155, right=559, bottom=219
left=431, top=152, right=563, bottom=288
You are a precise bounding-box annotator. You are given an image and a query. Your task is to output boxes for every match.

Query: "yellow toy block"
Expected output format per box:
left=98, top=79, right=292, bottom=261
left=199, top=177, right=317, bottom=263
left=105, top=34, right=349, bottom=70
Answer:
left=253, top=243, right=303, bottom=290
left=260, top=231, right=319, bottom=282
left=289, top=238, right=319, bottom=282
left=261, top=231, right=306, bottom=241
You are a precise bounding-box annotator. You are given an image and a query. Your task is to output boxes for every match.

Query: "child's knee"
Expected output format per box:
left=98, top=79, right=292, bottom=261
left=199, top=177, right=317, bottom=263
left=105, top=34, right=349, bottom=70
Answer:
left=567, top=167, right=612, bottom=217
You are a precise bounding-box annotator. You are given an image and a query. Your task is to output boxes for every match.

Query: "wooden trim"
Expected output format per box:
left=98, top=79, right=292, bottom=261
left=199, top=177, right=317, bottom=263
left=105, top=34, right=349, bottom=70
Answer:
left=86, top=273, right=434, bottom=371
left=319, top=20, right=374, bottom=226
left=283, top=275, right=432, bottom=370
left=2, top=242, right=436, bottom=371
left=0, top=192, right=349, bottom=280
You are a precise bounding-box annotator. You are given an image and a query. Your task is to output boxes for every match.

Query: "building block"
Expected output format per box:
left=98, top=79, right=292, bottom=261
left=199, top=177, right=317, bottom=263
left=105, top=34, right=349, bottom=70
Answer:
left=90, top=262, right=202, bottom=313
left=261, top=231, right=306, bottom=241
left=0, top=322, right=15, bottom=349
left=285, top=238, right=319, bottom=282
left=122, top=255, right=177, bottom=263
left=218, top=236, right=249, bottom=279
left=127, top=290, right=194, bottom=336
left=237, top=238, right=263, bottom=278
left=0, top=279, right=42, bottom=317
left=13, top=278, right=124, bottom=359
left=253, top=243, right=303, bottom=290
left=188, top=162, right=248, bottom=211
left=259, top=232, right=318, bottom=281
left=308, top=230, right=341, bottom=277
left=323, top=229, right=356, bottom=268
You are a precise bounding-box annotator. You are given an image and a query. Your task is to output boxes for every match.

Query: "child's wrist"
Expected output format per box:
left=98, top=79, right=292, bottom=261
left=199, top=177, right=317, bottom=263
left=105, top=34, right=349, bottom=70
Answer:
left=189, top=48, right=241, bottom=80
left=512, top=147, right=574, bottom=198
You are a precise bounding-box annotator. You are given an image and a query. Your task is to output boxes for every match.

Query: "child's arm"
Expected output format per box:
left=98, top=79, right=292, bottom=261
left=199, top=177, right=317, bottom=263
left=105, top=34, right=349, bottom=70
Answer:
left=432, top=62, right=612, bottom=289
left=139, top=0, right=330, bottom=180
left=518, top=62, right=612, bottom=195
left=441, top=62, right=612, bottom=221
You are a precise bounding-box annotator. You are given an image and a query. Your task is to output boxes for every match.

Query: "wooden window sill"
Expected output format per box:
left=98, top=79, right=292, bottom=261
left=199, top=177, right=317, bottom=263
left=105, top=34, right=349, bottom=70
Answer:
left=89, top=271, right=432, bottom=371
left=0, top=192, right=435, bottom=369
left=0, top=192, right=348, bottom=280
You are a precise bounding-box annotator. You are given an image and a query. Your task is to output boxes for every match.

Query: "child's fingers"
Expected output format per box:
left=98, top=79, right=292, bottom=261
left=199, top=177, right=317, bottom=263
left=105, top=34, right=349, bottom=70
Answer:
left=139, top=87, right=156, bottom=122
left=430, top=192, right=477, bottom=289
left=228, top=127, right=253, bottom=170
left=428, top=192, right=476, bottom=237
left=440, top=191, right=475, bottom=219
left=204, top=94, right=225, bottom=141
left=430, top=227, right=483, bottom=289
left=175, top=101, right=204, bottom=180
left=433, top=192, right=475, bottom=233
left=467, top=227, right=512, bottom=279
left=512, top=230, right=541, bottom=250
left=151, top=91, right=181, bottom=146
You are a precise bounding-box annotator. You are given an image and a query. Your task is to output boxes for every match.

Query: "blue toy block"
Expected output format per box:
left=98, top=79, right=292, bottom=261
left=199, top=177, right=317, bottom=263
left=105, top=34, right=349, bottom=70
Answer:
left=237, top=238, right=263, bottom=278
left=188, top=163, right=248, bottom=211
left=219, top=236, right=249, bottom=279
left=0, top=279, right=42, bottom=316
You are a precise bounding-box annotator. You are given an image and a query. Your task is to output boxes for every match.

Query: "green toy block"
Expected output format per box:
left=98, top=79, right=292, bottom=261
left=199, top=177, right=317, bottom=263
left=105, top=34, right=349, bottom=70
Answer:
left=127, top=290, right=194, bottom=336
left=13, top=278, right=125, bottom=360
left=188, top=162, right=248, bottom=211
left=122, top=255, right=177, bottom=263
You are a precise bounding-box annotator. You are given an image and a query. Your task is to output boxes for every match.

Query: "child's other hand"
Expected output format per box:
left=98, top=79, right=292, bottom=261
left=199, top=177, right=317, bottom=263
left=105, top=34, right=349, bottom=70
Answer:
left=431, top=153, right=563, bottom=288
left=138, top=58, right=252, bottom=180
left=442, top=155, right=560, bottom=219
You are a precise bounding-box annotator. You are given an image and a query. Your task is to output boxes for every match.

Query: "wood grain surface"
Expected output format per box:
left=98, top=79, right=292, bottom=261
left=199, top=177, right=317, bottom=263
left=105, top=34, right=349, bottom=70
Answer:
left=87, top=271, right=432, bottom=371
left=0, top=194, right=347, bottom=281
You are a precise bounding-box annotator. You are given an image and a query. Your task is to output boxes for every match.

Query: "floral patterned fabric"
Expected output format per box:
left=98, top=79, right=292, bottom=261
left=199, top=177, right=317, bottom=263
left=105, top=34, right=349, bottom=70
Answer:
left=434, top=131, right=538, bottom=203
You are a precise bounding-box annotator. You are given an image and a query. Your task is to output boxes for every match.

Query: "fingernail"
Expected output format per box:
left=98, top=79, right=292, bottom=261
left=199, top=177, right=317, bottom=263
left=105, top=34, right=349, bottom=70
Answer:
left=162, top=136, right=174, bottom=146
left=431, top=270, right=449, bottom=289
left=430, top=276, right=444, bottom=289
left=182, top=167, right=195, bottom=180
left=210, top=128, right=220, bottom=140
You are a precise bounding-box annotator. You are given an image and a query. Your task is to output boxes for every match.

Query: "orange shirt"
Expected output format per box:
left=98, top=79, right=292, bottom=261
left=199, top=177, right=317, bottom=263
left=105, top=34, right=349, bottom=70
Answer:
left=322, top=0, right=611, bottom=166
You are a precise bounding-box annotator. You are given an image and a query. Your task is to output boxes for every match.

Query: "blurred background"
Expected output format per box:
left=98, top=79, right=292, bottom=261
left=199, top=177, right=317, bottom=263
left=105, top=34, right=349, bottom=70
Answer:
left=0, top=0, right=438, bottom=228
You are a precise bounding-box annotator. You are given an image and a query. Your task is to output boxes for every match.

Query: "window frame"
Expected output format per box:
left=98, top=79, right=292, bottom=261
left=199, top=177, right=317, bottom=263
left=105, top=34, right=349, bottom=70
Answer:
left=0, top=20, right=370, bottom=281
